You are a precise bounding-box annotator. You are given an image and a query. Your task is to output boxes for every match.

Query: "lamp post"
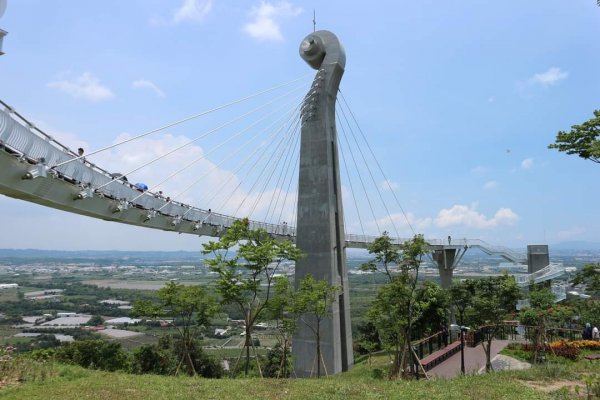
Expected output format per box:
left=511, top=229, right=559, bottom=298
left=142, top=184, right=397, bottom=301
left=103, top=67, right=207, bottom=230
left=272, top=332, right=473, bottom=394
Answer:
left=451, top=324, right=470, bottom=375
left=459, top=325, right=470, bottom=375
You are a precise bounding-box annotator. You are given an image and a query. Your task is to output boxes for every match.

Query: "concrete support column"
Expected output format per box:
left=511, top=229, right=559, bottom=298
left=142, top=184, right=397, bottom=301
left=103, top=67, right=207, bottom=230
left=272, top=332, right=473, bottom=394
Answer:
left=293, top=30, right=353, bottom=377
left=432, top=247, right=457, bottom=289
left=527, top=245, right=549, bottom=274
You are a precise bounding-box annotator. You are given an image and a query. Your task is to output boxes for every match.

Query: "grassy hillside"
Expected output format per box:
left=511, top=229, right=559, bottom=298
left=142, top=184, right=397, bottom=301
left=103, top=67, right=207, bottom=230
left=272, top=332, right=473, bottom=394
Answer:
left=0, top=366, right=550, bottom=400
left=0, top=354, right=567, bottom=400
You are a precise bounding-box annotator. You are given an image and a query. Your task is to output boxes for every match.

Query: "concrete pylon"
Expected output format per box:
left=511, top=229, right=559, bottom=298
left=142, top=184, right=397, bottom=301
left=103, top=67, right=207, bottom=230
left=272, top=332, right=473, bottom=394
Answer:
left=431, top=245, right=468, bottom=289
left=293, top=30, right=353, bottom=377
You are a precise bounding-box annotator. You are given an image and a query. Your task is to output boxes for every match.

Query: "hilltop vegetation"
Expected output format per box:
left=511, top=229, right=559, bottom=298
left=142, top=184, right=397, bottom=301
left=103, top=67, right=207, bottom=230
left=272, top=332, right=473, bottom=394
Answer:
left=0, top=356, right=551, bottom=400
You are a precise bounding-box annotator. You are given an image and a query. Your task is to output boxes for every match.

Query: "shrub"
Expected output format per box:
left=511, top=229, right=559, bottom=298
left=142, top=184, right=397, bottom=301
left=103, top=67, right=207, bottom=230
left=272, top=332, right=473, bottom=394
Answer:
left=172, top=339, right=223, bottom=378
left=549, top=341, right=580, bottom=360
left=567, top=340, right=600, bottom=350
left=263, top=343, right=291, bottom=378
left=55, top=340, right=129, bottom=372
left=511, top=341, right=581, bottom=361
left=131, top=344, right=174, bottom=375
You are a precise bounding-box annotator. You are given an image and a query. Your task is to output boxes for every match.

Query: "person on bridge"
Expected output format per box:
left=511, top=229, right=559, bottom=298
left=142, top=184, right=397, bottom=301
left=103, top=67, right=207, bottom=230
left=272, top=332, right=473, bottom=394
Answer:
left=77, top=147, right=86, bottom=164
left=448, top=235, right=452, bottom=245
left=134, top=182, right=148, bottom=192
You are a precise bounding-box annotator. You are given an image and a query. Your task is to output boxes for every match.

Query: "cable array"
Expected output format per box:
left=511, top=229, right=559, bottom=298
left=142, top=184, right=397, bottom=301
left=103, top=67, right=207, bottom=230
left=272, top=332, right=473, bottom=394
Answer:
left=31, top=69, right=414, bottom=239
left=336, top=90, right=416, bottom=238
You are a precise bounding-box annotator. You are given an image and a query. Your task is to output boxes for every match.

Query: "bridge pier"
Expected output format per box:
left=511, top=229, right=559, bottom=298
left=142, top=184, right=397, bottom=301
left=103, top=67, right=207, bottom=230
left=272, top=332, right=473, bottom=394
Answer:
left=431, top=245, right=468, bottom=289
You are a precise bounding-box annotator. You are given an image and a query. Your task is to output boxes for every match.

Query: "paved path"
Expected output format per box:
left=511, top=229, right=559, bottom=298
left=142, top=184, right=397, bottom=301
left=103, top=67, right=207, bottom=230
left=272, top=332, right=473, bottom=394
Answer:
left=427, top=340, right=523, bottom=378
left=481, top=354, right=531, bottom=374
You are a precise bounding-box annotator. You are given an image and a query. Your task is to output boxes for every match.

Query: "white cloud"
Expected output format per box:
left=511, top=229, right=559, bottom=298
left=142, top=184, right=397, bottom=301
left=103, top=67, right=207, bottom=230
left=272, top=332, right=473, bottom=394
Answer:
left=483, top=180, right=497, bottom=190
left=88, top=132, right=297, bottom=224
left=365, top=212, right=432, bottom=238
left=521, top=158, right=534, bottom=170
left=36, top=122, right=89, bottom=153
left=434, top=204, right=519, bottom=229
left=379, top=179, right=399, bottom=191
left=173, top=0, right=213, bottom=24
left=529, top=67, right=568, bottom=87
left=132, top=80, right=165, bottom=97
left=47, top=72, right=114, bottom=102
left=243, top=1, right=302, bottom=42
left=556, top=227, right=586, bottom=241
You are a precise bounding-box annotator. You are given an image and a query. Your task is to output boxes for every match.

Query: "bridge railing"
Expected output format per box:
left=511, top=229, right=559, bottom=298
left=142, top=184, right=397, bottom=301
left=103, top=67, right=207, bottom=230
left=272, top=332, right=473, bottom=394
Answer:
left=0, top=102, right=297, bottom=237
left=513, top=263, right=566, bottom=286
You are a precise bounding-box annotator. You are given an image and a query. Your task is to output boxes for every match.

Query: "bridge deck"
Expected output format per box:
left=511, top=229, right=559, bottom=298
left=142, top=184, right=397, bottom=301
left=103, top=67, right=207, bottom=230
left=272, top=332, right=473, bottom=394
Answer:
left=1, top=102, right=528, bottom=262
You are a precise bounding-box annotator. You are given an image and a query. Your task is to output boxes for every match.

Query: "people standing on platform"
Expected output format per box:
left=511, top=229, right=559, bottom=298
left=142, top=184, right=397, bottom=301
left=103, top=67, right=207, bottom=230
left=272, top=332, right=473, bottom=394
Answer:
left=583, top=323, right=593, bottom=339
left=447, top=235, right=452, bottom=245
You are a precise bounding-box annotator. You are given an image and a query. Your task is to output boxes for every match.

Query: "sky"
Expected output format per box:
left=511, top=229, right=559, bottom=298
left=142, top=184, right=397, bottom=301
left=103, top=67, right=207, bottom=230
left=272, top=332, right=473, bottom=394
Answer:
left=0, top=0, right=599, bottom=251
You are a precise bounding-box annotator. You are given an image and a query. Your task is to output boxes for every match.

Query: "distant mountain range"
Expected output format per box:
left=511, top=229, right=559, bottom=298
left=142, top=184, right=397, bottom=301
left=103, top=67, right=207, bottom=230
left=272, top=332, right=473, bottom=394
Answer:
left=0, top=242, right=598, bottom=265
left=550, top=241, right=600, bottom=251
left=0, top=249, right=205, bottom=265
left=0, top=248, right=202, bottom=259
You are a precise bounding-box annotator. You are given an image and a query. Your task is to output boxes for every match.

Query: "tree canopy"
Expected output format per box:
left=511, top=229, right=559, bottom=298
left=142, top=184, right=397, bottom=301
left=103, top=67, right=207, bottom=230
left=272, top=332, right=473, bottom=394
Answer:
left=548, top=110, right=600, bottom=164
left=366, top=234, right=431, bottom=378
left=132, top=281, right=218, bottom=376
left=202, top=218, right=302, bottom=376
left=571, top=263, right=600, bottom=295
left=465, top=275, right=521, bottom=372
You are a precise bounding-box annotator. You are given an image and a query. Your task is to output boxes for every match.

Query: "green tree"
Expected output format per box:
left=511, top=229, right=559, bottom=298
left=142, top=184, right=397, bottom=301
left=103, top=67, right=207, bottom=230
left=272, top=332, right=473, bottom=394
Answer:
left=203, top=218, right=302, bottom=376
left=367, top=234, right=430, bottom=379
left=519, top=286, right=556, bottom=363
left=572, top=298, right=600, bottom=332
left=368, top=273, right=417, bottom=378
left=292, top=274, right=339, bottom=378
left=449, top=280, right=475, bottom=326
left=413, top=281, right=449, bottom=337
left=361, top=231, right=401, bottom=281
left=263, top=343, right=291, bottom=378
left=354, top=321, right=382, bottom=366
left=467, top=275, right=521, bottom=372
left=266, top=276, right=297, bottom=378
left=56, top=340, right=128, bottom=372
left=132, top=281, right=218, bottom=376
left=571, top=263, right=600, bottom=295
left=87, top=314, right=104, bottom=326
left=132, top=344, right=174, bottom=375
left=548, top=110, right=600, bottom=164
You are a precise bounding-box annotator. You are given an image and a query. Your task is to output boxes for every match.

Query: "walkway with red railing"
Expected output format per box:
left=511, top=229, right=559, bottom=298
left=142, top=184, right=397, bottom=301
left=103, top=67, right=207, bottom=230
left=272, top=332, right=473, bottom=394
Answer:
left=427, top=339, right=513, bottom=378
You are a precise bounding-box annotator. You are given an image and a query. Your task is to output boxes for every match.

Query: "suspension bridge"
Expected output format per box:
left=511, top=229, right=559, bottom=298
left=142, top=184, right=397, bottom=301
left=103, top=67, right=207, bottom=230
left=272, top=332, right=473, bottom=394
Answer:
left=0, top=29, right=570, bottom=376
left=0, top=101, right=532, bottom=261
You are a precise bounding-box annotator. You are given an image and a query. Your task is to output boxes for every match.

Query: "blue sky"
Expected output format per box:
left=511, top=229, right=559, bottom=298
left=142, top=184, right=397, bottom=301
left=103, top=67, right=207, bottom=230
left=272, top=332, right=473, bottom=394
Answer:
left=0, top=0, right=599, bottom=251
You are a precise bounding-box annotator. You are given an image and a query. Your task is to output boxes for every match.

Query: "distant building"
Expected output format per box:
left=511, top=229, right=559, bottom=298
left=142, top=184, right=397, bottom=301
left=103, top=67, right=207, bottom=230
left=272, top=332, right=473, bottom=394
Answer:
left=104, top=317, right=141, bottom=325
left=41, top=315, right=92, bottom=327
left=57, top=312, right=77, bottom=317
left=99, top=299, right=130, bottom=306
left=0, top=283, right=18, bottom=289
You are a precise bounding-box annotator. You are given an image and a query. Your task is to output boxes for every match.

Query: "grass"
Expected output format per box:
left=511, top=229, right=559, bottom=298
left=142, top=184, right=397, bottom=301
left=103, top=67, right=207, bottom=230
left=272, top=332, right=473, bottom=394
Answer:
left=111, top=335, right=159, bottom=352
left=0, top=362, right=548, bottom=400
left=2, top=346, right=600, bottom=399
